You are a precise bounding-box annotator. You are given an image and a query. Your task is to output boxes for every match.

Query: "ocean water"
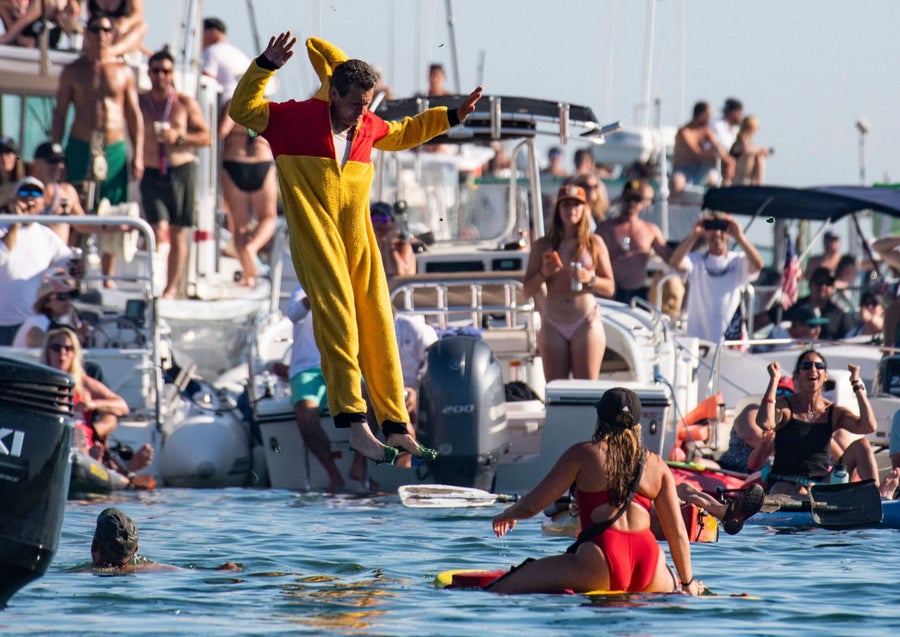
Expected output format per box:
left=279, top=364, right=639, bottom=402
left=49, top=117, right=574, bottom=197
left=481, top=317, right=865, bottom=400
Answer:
left=3, top=488, right=900, bottom=636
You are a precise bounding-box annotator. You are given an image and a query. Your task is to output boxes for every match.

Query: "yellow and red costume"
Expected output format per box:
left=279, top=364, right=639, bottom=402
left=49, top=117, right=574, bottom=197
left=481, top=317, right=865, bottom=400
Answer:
left=230, top=38, right=454, bottom=432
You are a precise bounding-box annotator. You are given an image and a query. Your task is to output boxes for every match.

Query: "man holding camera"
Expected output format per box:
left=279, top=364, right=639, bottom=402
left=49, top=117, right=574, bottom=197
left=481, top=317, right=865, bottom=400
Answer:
left=669, top=213, right=763, bottom=343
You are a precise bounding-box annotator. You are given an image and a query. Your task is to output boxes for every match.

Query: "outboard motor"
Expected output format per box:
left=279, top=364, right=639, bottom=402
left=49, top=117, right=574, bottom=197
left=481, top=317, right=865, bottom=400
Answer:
left=417, top=336, right=508, bottom=491
left=0, top=357, right=73, bottom=608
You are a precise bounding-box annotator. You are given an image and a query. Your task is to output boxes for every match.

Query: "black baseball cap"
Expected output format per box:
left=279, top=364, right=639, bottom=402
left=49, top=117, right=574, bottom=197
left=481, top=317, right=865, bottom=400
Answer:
left=595, top=387, right=642, bottom=430
left=0, top=135, right=18, bottom=154
left=34, top=141, right=65, bottom=163
left=93, top=508, right=138, bottom=566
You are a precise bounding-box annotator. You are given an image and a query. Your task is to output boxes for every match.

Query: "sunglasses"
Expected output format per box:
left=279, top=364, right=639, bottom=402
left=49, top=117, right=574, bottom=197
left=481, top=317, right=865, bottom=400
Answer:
left=88, top=24, right=115, bottom=33
left=775, top=387, right=794, bottom=397
left=17, top=188, right=43, bottom=198
left=371, top=213, right=392, bottom=223
left=52, top=292, right=72, bottom=301
left=49, top=343, right=75, bottom=353
left=799, top=361, right=826, bottom=371
left=149, top=67, right=173, bottom=75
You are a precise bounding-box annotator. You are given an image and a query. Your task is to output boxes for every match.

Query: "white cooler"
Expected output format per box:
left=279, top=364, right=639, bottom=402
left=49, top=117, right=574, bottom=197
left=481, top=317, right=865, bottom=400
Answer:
left=543, top=380, right=673, bottom=457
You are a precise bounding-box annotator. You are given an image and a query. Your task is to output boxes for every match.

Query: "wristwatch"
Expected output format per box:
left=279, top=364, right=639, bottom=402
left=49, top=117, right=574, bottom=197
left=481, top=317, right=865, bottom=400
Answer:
left=176, top=134, right=186, bottom=146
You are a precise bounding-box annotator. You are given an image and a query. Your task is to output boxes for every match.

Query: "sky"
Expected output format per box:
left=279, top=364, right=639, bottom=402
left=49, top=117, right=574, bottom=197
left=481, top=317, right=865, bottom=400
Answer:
left=143, top=0, right=900, bottom=191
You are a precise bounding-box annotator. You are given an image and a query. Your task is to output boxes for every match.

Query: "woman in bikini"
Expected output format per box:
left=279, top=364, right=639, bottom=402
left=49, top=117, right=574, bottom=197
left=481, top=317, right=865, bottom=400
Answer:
left=487, top=387, right=705, bottom=595
left=523, top=184, right=614, bottom=381
left=218, top=97, right=278, bottom=288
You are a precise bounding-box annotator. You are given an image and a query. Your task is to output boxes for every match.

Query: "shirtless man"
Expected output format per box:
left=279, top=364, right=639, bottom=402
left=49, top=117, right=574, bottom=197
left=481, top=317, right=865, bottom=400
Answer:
left=51, top=11, right=144, bottom=288
left=138, top=47, right=211, bottom=299
left=804, top=230, right=841, bottom=280
left=595, top=179, right=670, bottom=304
left=672, top=101, right=734, bottom=187
left=29, top=141, right=88, bottom=244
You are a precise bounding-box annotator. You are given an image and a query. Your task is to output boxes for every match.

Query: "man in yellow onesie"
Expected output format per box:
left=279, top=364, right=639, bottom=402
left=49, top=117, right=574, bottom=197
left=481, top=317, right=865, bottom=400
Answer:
left=230, top=32, right=483, bottom=464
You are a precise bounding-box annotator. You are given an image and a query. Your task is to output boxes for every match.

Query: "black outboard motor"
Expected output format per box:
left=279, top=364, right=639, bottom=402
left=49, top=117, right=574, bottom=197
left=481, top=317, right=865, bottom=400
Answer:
left=0, top=357, right=73, bottom=608
left=417, top=336, right=508, bottom=491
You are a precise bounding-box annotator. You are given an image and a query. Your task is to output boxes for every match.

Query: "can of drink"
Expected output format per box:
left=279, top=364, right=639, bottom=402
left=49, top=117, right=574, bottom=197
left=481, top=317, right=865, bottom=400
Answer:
left=570, top=262, right=582, bottom=291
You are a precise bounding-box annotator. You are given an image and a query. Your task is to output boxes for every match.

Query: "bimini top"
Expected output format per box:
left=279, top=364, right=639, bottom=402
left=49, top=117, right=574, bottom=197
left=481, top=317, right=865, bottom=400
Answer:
left=703, top=185, right=900, bottom=223
left=374, top=94, right=617, bottom=145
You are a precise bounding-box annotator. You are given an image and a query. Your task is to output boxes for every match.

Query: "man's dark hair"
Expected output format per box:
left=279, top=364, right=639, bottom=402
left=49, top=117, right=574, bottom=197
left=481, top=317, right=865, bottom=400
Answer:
left=723, top=98, right=743, bottom=113
left=87, top=10, right=112, bottom=29
left=573, top=148, right=594, bottom=170
left=331, top=59, right=378, bottom=97
left=692, top=101, right=710, bottom=118
left=148, top=46, right=175, bottom=66
left=203, top=17, right=227, bottom=33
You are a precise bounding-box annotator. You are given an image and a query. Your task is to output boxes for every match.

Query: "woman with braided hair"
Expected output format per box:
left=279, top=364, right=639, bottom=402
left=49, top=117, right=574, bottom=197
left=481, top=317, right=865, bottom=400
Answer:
left=487, top=388, right=704, bottom=595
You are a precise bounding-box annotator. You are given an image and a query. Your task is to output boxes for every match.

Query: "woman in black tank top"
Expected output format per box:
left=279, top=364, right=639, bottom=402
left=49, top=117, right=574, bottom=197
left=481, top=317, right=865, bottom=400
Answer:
left=756, top=349, right=881, bottom=497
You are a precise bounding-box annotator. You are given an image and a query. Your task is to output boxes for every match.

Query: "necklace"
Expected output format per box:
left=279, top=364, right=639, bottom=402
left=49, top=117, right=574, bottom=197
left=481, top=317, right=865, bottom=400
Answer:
left=807, top=407, right=815, bottom=420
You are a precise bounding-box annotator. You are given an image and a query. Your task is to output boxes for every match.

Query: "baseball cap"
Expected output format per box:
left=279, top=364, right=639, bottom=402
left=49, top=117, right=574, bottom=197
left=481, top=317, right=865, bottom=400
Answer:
left=787, top=304, right=830, bottom=326
left=622, top=179, right=650, bottom=201
left=823, top=230, right=839, bottom=242
left=34, top=141, right=65, bottom=163
left=34, top=277, right=77, bottom=312
left=776, top=375, right=795, bottom=394
left=93, top=508, right=139, bottom=566
left=0, top=135, right=18, bottom=154
left=548, top=147, right=563, bottom=159
left=594, top=387, right=642, bottom=429
left=15, top=176, right=44, bottom=195
left=556, top=184, right=587, bottom=204
left=370, top=201, right=394, bottom=219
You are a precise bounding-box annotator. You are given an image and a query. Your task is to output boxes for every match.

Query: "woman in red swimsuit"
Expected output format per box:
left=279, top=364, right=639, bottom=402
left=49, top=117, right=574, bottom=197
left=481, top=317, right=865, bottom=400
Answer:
left=488, top=387, right=705, bottom=595
left=523, top=184, right=614, bottom=381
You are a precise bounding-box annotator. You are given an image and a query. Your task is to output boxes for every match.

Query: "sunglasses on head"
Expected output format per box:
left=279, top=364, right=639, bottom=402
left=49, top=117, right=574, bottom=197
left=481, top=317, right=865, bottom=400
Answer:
left=799, top=361, right=826, bottom=371
left=17, top=188, right=42, bottom=198
left=49, top=343, right=74, bottom=353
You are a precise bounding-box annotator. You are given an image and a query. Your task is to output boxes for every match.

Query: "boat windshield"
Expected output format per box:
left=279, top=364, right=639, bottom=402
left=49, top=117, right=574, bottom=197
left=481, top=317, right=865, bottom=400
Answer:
left=379, top=149, right=531, bottom=246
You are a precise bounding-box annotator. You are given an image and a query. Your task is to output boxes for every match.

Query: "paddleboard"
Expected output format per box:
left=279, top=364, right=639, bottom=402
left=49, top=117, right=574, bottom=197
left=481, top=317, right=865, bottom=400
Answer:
left=434, top=568, right=762, bottom=599
left=434, top=568, right=620, bottom=595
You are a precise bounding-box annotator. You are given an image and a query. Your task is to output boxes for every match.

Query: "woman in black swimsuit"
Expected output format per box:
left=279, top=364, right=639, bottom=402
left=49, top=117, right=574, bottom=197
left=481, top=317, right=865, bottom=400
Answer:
left=757, top=350, right=880, bottom=496
left=218, top=97, right=278, bottom=288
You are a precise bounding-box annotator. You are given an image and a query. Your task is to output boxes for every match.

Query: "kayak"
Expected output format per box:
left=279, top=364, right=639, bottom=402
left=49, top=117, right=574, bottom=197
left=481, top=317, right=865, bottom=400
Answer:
left=747, top=496, right=900, bottom=530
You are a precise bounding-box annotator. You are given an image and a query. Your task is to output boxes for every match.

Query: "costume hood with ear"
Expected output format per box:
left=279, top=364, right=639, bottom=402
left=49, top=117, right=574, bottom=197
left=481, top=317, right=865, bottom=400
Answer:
left=306, top=37, right=347, bottom=101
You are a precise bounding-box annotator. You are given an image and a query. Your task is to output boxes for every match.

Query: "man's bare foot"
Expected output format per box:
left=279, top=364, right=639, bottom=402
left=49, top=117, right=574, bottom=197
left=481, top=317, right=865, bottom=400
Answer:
left=103, top=279, right=118, bottom=290
left=386, top=427, right=437, bottom=460
left=349, top=422, right=397, bottom=464
left=125, top=443, right=154, bottom=472
left=161, top=288, right=177, bottom=300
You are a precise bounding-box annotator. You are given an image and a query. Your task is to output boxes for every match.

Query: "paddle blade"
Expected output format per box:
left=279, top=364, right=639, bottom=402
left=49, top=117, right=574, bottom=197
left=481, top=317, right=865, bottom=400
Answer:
left=398, top=484, right=517, bottom=508
left=809, top=479, right=883, bottom=529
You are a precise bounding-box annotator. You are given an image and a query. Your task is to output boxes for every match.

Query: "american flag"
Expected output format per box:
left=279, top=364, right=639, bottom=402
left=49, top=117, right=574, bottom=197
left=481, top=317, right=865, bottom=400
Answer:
left=781, top=233, right=801, bottom=310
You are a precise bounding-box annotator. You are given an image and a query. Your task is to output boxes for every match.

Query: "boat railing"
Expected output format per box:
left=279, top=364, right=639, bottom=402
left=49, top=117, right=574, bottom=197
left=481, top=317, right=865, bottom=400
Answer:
left=390, top=273, right=537, bottom=356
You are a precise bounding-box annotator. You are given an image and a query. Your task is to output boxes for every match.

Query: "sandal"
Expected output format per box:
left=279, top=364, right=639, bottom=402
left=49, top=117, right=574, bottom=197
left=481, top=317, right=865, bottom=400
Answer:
left=722, top=483, right=765, bottom=535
